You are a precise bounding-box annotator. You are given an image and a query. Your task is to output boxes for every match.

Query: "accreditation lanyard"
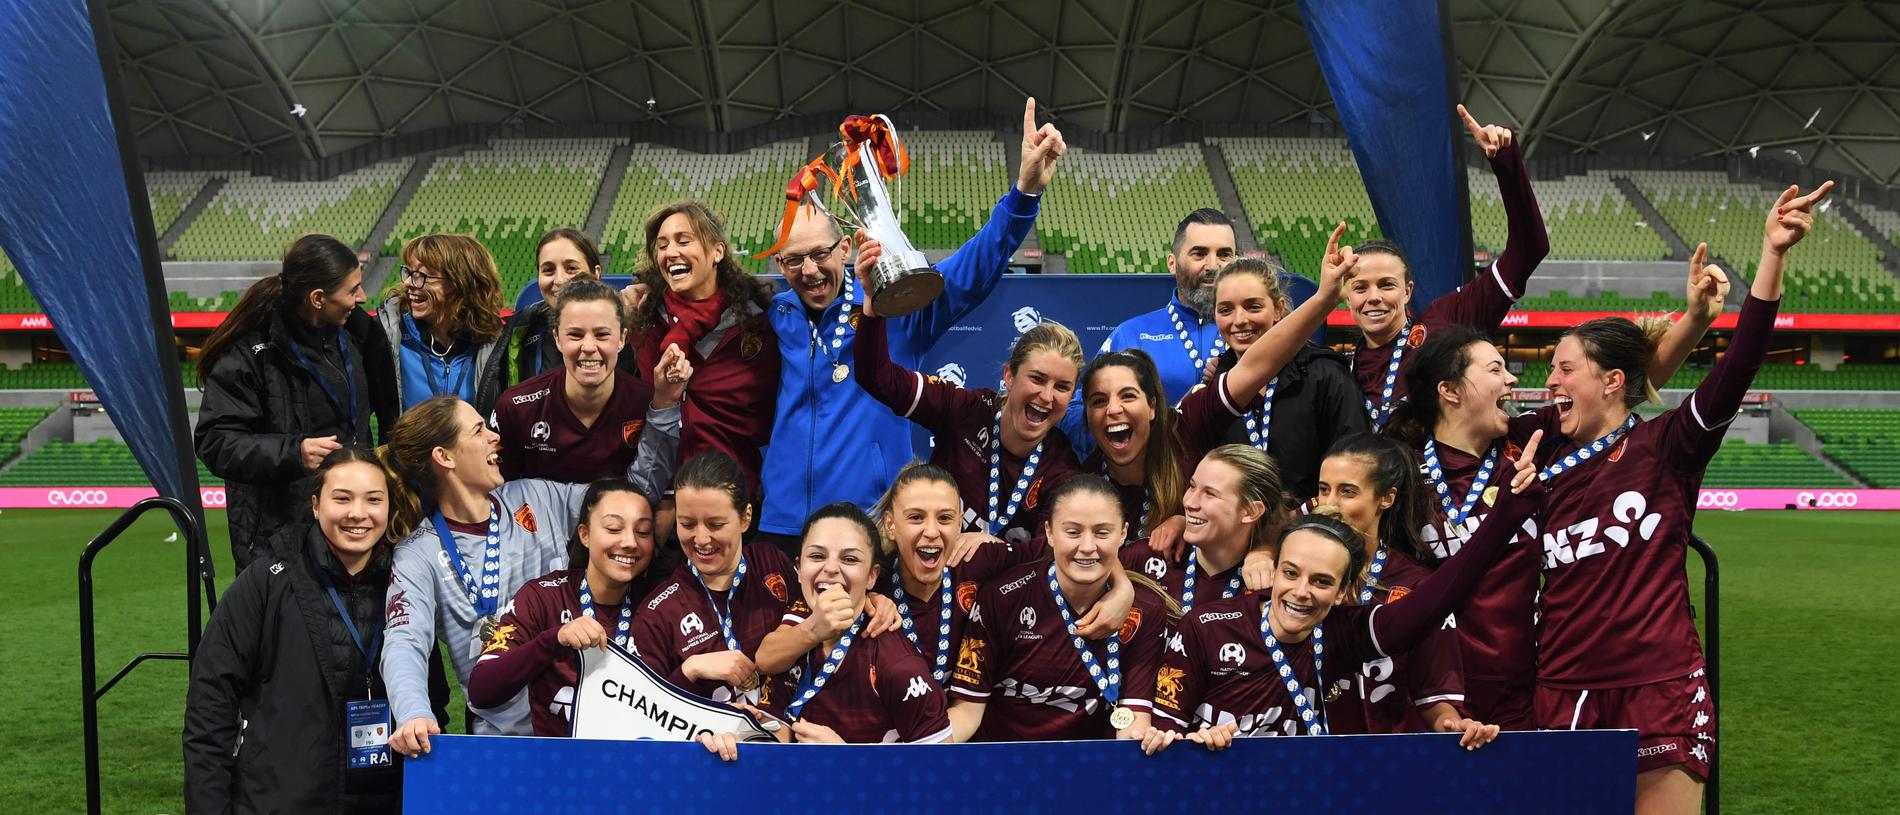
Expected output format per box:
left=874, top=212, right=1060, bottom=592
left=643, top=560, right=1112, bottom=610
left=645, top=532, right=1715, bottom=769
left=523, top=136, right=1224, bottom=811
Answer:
left=316, top=568, right=384, bottom=698
left=1259, top=600, right=1325, bottom=735
left=286, top=329, right=358, bottom=438
left=1422, top=437, right=1500, bottom=529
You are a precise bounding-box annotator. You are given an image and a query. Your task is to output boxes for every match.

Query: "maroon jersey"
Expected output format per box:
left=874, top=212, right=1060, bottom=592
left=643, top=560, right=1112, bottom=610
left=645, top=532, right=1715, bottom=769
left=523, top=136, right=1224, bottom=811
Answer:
left=1519, top=295, right=1776, bottom=688
left=1155, top=593, right=1379, bottom=736
left=759, top=617, right=953, bottom=743
left=949, top=563, right=1166, bottom=741
left=629, top=540, right=800, bottom=704
left=635, top=308, right=779, bottom=497
left=1328, top=550, right=1466, bottom=734
left=855, top=316, right=1080, bottom=545
left=491, top=368, right=655, bottom=483
left=1351, top=142, right=1545, bottom=411
left=467, top=569, right=594, bottom=736
left=824, top=539, right=1044, bottom=678
left=1118, top=539, right=1248, bottom=622
left=1415, top=423, right=1546, bottom=686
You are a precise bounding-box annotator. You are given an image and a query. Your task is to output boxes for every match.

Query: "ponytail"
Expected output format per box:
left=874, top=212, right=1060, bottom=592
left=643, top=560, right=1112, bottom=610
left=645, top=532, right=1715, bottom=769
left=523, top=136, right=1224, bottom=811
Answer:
left=198, top=234, right=361, bottom=387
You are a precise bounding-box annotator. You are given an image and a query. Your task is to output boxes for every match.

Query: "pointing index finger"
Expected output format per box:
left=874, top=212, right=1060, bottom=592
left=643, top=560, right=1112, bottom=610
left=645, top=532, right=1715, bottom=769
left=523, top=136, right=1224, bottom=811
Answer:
left=1519, top=429, right=1543, bottom=468
left=1023, top=97, right=1037, bottom=141
left=1457, top=104, right=1484, bottom=140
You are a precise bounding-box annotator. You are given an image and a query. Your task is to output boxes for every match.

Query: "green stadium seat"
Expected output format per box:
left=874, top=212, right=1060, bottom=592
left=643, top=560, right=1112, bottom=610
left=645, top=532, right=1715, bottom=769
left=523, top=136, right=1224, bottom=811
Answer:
left=1702, top=440, right=1854, bottom=488
left=0, top=437, right=221, bottom=487
left=1214, top=137, right=1379, bottom=281
left=600, top=139, right=807, bottom=278
left=1037, top=144, right=1224, bottom=275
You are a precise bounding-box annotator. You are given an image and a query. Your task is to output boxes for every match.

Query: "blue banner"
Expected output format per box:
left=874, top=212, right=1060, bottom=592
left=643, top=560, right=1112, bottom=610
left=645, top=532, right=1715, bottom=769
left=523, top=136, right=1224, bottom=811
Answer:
left=0, top=0, right=195, bottom=500
left=405, top=730, right=1634, bottom=813
left=1298, top=0, right=1469, bottom=307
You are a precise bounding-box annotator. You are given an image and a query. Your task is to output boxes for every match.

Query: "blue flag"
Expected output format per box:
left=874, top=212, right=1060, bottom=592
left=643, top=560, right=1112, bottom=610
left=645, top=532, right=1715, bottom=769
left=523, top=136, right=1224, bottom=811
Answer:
left=1299, top=0, right=1472, bottom=306
left=0, top=0, right=198, bottom=502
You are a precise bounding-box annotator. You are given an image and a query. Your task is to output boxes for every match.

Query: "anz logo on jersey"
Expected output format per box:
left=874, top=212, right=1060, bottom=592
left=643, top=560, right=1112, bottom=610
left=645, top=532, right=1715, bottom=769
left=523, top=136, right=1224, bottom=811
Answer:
left=996, top=678, right=1093, bottom=712
left=1541, top=490, right=1668, bottom=569
left=1421, top=512, right=1540, bottom=561
left=1200, top=704, right=1306, bottom=737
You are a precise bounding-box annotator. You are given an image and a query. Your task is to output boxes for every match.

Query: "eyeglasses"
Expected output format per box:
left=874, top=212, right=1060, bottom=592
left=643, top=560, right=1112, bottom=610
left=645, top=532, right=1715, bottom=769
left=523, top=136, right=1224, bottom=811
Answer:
left=398, top=265, right=435, bottom=287
left=775, top=237, right=844, bottom=273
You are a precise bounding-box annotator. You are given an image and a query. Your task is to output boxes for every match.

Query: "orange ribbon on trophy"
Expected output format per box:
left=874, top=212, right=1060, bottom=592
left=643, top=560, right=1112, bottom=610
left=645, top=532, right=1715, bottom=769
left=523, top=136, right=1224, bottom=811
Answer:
left=754, top=156, right=841, bottom=259
left=834, top=114, right=910, bottom=202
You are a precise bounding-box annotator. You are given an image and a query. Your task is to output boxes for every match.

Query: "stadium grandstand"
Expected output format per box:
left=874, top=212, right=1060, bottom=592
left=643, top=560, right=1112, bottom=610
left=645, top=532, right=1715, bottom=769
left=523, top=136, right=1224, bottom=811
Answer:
left=3, top=2, right=1899, bottom=810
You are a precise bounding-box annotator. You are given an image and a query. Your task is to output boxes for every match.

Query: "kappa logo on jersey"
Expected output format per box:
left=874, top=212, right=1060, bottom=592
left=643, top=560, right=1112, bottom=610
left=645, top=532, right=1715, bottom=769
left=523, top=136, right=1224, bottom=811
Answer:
left=998, top=571, right=1035, bottom=595
left=1166, top=631, right=1184, bottom=654
left=901, top=675, right=931, bottom=701
left=1154, top=665, right=1186, bottom=708
left=1197, top=610, right=1243, bottom=623
left=764, top=573, right=789, bottom=603
left=621, top=419, right=645, bottom=448
left=934, top=363, right=968, bottom=387
left=741, top=330, right=763, bottom=360
left=385, top=590, right=411, bottom=627
left=680, top=613, right=705, bottom=636
left=1143, top=557, right=1168, bottom=581
left=513, top=504, right=539, bottom=532
left=1218, top=642, right=1246, bottom=665
left=538, top=575, right=569, bottom=588
left=647, top=582, right=679, bottom=610
left=1118, top=608, right=1143, bottom=643
left=956, top=581, right=978, bottom=613
left=1011, top=306, right=1042, bottom=334
left=530, top=420, right=551, bottom=442
left=1019, top=607, right=1037, bottom=628
left=1543, top=490, right=1664, bottom=568
left=512, top=387, right=552, bottom=405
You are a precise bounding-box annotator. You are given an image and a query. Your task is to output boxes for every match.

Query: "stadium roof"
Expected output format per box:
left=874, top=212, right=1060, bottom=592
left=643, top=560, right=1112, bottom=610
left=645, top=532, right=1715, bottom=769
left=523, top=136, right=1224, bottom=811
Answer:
left=111, top=0, right=1900, bottom=185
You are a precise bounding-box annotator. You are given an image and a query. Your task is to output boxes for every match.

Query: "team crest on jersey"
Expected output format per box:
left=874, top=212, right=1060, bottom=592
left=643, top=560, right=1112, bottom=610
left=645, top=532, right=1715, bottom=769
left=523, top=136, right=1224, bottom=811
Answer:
left=1155, top=665, right=1186, bottom=707
left=530, top=421, right=551, bottom=442
left=1143, top=557, right=1168, bottom=581
left=1024, top=477, right=1043, bottom=510
left=1387, top=586, right=1411, bottom=603
left=956, top=581, right=978, bottom=613
left=1019, top=607, right=1038, bottom=628
left=483, top=624, right=516, bottom=653
left=385, top=590, right=411, bottom=627
left=621, top=419, right=646, bottom=448
left=954, top=637, right=986, bottom=684
left=1504, top=441, right=1522, bottom=460
left=513, top=504, right=538, bottom=532
left=764, top=573, right=789, bottom=602
left=1118, top=608, right=1143, bottom=643
left=1407, top=324, right=1427, bottom=348
left=1608, top=437, right=1629, bottom=463
left=1218, top=642, right=1246, bottom=665
left=680, top=613, right=705, bottom=636
left=741, top=330, right=763, bottom=360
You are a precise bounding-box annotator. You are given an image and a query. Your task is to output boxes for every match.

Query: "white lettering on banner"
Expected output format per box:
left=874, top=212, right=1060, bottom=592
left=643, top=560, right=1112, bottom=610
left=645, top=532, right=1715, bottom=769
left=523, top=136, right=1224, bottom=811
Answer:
left=1796, top=490, right=1858, bottom=509
left=572, top=643, right=774, bottom=742
left=202, top=489, right=227, bottom=508
left=46, top=489, right=110, bottom=506
left=1696, top=491, right=1740, bottom=509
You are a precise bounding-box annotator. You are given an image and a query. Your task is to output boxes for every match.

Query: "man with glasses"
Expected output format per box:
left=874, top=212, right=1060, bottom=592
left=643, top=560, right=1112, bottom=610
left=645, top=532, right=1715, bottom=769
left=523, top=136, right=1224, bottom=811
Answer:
left=753, top=98, right=1067, bottom=557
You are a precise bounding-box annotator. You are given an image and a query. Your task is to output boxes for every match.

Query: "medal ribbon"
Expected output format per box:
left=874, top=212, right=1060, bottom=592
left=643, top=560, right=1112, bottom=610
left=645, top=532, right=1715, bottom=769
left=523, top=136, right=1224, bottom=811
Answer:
left=689, top=555, right=750, bottom=653
left=1539, top=414, right=1638, bottom=482
left=986, top=411, right=1043, bottom=536
left=1168, top=301, right=1225, bottom=379
left=1355, top=543, right=1390, bottom=605
left=1423, top=437, right=1499, bottom=530
left=1364, top=319, right=1412, bottom=430
left=1180, top=547, right=1244, bottom=614
left=811, top=275, right=856, bottom=378
left=892, top=567, right=954, bottom=683
left=577, top=574, right=635, bottom=649
left=1045, top=564, right=1121, bottom=710
left=784, top=613, right=865, bottom=719
left=1259, top=600, right=1326, bottom=735
left=430, top=504, right=502, bottom=618
left=1243, top=376, right=1281, bottom=452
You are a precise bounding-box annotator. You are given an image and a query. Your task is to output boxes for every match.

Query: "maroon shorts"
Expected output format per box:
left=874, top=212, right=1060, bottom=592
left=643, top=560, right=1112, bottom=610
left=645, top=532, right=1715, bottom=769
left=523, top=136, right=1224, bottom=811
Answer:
left=1535, top=669, right=1714, bottom=779
left=1465, top=675, right=1537, bottom=731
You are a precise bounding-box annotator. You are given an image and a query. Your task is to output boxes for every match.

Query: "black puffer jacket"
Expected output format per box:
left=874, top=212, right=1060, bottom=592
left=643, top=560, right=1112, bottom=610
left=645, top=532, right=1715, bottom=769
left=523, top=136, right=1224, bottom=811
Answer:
left=195, top=307, right=397, bottom=570
left=1215, top=343, right=1370, bottom=504
left=183, top=523, right=400, bottom=815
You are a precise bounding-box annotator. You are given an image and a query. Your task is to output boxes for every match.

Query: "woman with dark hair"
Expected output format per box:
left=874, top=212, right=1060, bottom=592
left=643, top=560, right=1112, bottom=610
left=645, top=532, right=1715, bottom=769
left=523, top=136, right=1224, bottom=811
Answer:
left=1522, top=182, right=1830, bottom=814
left=1312, top=433, right=1487, bottom=738
left=1378, top=244, right=1729, bottom=732
left=185, top=446, right=413, bottom=813
left=378, top=396, right=590, bottom=753
left=509, top=227, right=606, bottom=383
left=465, top=479, right=666, bottom=736
left=948, top=476, right=1168, bottom=742
left=375, top=233, right=509, bottom=416
left=1341, top=106, right=1548, bottom=432
left=1140, top=432, right=1543, bottom=753
left=196, top=234, right=398, bottom=570
left=630, top=202, right=781, bottom=496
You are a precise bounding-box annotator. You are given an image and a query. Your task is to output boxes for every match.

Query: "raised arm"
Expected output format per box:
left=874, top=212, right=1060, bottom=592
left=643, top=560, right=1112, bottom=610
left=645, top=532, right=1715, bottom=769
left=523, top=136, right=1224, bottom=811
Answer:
left=628, top=345, right=690, bottom=499
left=1462, top=105, right=1549, bottom=296
left=1648, top=243, right=1730, bottom=389
left=1225, top=222, right=1352, bottom=398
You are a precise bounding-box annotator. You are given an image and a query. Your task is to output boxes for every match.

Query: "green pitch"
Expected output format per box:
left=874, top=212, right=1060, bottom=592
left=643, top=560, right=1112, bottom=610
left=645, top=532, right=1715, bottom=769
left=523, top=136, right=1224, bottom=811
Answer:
left=0, top=509, right=1893, bottom=813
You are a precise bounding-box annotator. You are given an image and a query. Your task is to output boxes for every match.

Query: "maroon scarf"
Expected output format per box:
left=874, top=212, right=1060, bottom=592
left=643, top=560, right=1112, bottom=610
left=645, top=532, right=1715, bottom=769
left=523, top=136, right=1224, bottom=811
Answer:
left=661, top=286, right=729, bottom=360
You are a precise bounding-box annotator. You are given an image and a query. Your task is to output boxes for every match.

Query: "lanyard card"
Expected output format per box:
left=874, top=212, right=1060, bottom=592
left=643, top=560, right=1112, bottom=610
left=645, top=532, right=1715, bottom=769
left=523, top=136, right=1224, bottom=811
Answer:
left=346, top=699, right=394, bottom=769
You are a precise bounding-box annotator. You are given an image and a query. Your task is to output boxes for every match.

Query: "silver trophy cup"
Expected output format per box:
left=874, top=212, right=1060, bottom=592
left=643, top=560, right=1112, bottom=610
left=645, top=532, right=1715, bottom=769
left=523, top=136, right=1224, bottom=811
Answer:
left=826, top=139, right=943, bottom=317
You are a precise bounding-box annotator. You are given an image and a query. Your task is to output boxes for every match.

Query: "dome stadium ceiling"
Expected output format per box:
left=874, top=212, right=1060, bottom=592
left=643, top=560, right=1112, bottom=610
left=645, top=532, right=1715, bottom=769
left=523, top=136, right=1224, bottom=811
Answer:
left=111, top=0, right=1900, bottom=185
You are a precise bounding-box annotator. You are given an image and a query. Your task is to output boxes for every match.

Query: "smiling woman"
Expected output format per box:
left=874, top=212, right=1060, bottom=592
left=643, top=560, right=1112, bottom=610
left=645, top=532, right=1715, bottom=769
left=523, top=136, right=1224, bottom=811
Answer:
left=374, top=234, right=509, bottom=416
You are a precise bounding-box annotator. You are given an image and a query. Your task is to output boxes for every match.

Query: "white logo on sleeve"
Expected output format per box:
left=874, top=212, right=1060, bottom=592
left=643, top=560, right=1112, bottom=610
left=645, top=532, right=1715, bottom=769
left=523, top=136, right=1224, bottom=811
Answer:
left=935, top=363, right=967, bottom=387
left=902, top=675, right=931, bottom=701
left=1167, top=632, right=1185, bottom=654
left=680, top=613, right=704, bottom=635
left=1218, top=642, right=1246, bottom=665
left=1019, top=607, right=1037, bottom=629
left=1012, top=307, right=1042, bottom=334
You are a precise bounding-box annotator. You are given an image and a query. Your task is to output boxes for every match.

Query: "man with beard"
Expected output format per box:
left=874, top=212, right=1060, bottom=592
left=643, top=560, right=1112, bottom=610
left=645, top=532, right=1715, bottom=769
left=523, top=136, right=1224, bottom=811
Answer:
left=1099, top=209, right=1238, bottom=405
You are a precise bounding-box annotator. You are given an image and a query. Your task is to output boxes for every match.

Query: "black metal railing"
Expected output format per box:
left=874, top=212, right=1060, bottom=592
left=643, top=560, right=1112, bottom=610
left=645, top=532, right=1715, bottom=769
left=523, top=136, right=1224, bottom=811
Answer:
left=1689, top=534, right=1720, bottom=815
left=78, top=497, right=215, bottom=815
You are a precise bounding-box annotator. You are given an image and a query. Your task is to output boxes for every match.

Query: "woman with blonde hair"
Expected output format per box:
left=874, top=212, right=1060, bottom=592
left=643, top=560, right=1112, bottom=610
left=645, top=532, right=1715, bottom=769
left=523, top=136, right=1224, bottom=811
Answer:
left=376, top=233, right=509, bottom=415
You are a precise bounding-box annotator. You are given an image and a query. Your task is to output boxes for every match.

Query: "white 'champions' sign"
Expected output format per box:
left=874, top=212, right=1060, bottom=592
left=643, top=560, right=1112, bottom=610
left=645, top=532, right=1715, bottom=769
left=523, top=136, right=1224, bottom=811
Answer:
left=571, top=643, right=775, bottom=743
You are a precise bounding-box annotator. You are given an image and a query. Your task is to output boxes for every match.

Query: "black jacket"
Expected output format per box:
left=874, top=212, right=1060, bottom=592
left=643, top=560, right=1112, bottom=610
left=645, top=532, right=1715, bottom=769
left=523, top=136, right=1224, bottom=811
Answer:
left=184, top=524, right=400, bottom=815
left=195, top=307, right=398, bottom=570
left=1216, top=343, right=1370, bottom=504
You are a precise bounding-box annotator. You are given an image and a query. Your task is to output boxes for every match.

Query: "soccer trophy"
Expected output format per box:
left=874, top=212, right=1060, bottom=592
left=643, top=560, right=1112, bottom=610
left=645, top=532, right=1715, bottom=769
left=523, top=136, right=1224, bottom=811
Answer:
left=760, top=114, right=943, bottom=317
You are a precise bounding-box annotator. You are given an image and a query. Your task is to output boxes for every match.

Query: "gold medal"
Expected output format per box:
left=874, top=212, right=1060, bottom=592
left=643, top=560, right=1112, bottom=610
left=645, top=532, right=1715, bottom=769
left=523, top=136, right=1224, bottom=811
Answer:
left=832, top=363, right=849, bottom=383
left=739, top=672, right=762, bottom=691
left=1109, top=704, right=1135, bottom=730
left=478, top=615, right=499, bottom=644
left=1324, top=683, right=1344, bottom=703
